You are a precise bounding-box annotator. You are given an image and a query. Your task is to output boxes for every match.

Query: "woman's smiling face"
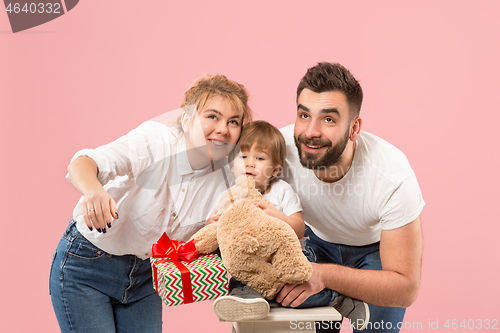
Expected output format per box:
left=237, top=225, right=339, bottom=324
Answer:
left=184, top=96, right=242, bottom=167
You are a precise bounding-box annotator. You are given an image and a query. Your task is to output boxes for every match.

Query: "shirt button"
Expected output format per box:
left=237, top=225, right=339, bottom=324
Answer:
left=145, top=253, right=149, bottom=257
left=172, top=213, right=176, bottom=217
left=182, top=188, right=186, bottom=192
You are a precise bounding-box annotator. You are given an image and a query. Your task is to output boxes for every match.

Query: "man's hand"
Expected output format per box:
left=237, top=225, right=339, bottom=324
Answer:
left=277, top=217, right=422, bottom=308
left=275, top=263, right=326, bottom=307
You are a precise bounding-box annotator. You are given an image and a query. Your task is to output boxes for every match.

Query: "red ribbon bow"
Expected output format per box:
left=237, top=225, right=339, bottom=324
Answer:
left=152, top=233, right=199, bottom=304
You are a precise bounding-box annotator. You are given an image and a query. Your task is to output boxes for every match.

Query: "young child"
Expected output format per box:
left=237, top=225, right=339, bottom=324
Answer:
left=206, top=120, right=304, bottom=238
left=208, top=120, right=303, bottom=316
left=211, top=120, right=370, bottom=330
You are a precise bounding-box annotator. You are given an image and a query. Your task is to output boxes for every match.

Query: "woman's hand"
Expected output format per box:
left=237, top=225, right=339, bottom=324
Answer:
left=81, top=188, right=118, bottom=233
left=68, top=156, right=119, bottom=233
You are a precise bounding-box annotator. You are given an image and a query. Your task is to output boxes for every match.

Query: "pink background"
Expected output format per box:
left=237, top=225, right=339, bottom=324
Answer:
left=1, top=1, right=499, bottom=332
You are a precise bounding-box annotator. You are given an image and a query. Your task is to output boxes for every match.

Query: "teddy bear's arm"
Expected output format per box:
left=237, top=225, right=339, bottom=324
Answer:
left=190, top=223, right=220, bottom=254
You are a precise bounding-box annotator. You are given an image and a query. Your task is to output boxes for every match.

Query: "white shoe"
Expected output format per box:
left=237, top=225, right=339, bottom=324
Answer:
left=213, top=286, right=270, bottom=322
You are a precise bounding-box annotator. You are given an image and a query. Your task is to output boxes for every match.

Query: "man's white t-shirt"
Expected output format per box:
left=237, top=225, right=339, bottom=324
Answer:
left=281, top=125, right=425, bottom=246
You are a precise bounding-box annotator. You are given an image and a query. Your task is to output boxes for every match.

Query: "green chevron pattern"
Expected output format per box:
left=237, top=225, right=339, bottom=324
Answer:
left=151, top=253, right=229, bottom=307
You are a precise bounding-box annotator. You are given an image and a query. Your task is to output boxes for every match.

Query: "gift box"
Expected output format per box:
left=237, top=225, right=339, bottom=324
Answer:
left=151, top=233, right=229, bottom=307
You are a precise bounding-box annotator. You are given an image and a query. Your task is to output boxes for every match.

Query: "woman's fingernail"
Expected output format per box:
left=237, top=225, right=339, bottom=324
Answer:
left=115, top=212, right=119, bottom=218
left=88, top=226, right=93, bottom=231
left=107, top=222, right=112, bottom=228
left=97, top=228, right=101, bottom=233
left=102, top=228, right=107, bottom=234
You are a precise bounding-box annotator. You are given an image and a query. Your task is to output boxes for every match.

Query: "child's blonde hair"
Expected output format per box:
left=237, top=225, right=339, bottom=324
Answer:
left=231, top=120, right=286, bottom=171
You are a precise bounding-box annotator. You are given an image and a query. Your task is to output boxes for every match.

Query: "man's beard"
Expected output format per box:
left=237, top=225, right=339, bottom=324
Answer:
left=294, top=128, right=350, bottom=169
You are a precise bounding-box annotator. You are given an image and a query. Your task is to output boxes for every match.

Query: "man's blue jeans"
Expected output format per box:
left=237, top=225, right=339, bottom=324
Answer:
left=49, top=220, right=163, bottom=332
left=301, top=226, right=406, bottom=333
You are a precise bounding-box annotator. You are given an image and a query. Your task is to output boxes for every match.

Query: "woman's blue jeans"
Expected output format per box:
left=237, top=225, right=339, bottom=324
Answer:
left=49, top=220, right=162, bottom=332
left=301, top=226, right=406, bottom=333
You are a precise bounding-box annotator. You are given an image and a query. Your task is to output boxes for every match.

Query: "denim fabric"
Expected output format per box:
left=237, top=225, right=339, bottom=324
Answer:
left=49, top=220, right=162, bottom=333
left=302, top=226, right=406, bottom=333
left=229, top=276, right=337, bottom=310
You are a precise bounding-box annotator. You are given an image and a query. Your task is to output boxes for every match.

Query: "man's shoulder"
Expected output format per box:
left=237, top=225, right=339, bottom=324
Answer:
left=280, top=124, right=295, bottom=144
left=280, top=124, right=300, bottom=160
left=357, top=131, right=415, bottom=182
left=358, top=131, right=408, bottom=159
left=280, top=124, right=304, bottom=178
left=279, top=124, right=294, bottom=133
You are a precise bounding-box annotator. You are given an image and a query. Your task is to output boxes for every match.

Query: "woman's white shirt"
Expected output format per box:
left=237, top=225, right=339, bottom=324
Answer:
left=67, top=120, right=234, bottom=259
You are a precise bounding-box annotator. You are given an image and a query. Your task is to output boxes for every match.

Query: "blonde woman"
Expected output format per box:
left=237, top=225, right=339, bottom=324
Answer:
left=50, top=75, right=252, bottom=332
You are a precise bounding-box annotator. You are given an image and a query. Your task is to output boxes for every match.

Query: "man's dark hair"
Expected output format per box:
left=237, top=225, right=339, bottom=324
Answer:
left=297, top=62, right=363, bottom=118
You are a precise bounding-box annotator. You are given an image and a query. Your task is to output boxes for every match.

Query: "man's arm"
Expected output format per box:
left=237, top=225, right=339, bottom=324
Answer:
left=276, top=216, right=422, bottom=308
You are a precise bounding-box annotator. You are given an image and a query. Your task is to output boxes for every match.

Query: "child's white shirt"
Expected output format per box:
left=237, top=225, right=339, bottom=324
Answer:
left=262, top=179, right=302, bottom=216
left=208, top=179, right=302, bottom=219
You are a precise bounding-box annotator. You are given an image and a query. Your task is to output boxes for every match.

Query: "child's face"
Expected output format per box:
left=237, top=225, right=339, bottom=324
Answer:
left=232, top=144, right=280, bottom=193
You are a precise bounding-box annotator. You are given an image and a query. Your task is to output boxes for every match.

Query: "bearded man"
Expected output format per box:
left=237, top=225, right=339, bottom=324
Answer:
left=277, top=62, right=425, bottom=333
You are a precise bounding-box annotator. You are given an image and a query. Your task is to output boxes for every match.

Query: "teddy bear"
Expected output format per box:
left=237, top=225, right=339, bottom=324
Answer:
left=191, top=175, right=313, bottom=299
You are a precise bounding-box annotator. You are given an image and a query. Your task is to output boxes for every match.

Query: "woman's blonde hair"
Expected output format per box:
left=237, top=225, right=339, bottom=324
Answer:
left=177, top=74, right=252, bottom=131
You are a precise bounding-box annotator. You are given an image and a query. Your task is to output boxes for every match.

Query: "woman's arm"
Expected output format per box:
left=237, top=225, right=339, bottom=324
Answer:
left=68, top=156, right=118, bottom=232
left=67, top=121, right=169, bottom=232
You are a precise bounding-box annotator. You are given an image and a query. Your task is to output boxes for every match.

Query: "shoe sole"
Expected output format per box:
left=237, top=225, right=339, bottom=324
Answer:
left=213, top=295, right=270, bottom=322
left=354, top=302, right=370, bottom=331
